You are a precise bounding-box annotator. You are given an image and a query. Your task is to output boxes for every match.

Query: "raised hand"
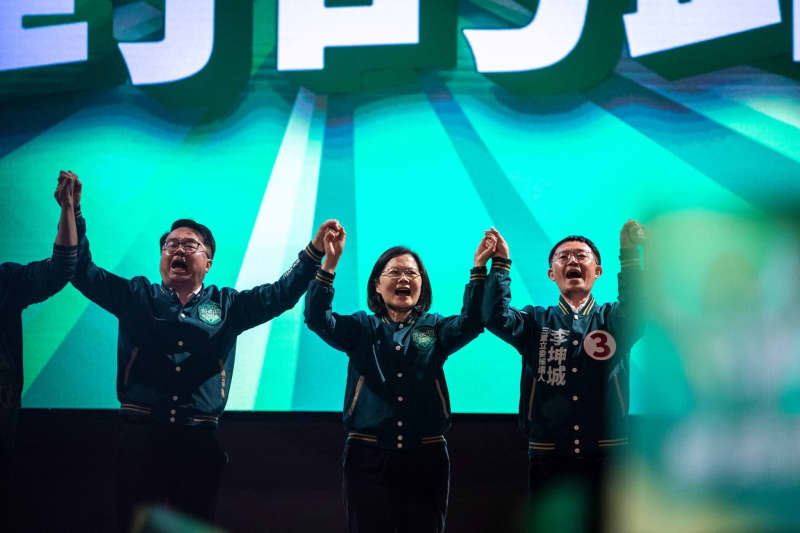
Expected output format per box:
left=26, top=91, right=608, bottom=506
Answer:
left=474, top=232, right=497, bottom=267
left=322, top=226, right=346, bottom=274
left=312, top=219, right=342, bottom=253
left=55, top=170, right=82, bottom=208
left=55, top=170, right=75, bottom=208
left=488, top=227, right=510, bottom=259
left=71, top=171, right=82, bottom=207
left=620, top=219, right=646, bottom=249
left=54, top=171, right=78, bottom=246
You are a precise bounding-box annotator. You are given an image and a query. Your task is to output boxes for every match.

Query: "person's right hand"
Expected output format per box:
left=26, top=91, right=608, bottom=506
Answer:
left=474, top=233, right=497, bottom=267
left=71, top=171, right=82, bottom=207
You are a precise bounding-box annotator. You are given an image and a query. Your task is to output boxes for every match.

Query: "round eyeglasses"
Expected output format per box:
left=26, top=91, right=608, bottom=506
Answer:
left=553, top=251, right=593, bottom=264
left=381, top=269, right=421, bottom=280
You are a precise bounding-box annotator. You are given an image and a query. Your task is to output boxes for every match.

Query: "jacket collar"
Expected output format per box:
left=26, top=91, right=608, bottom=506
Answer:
left=380, top=310, right=419, bottom=329
left=557, top=294, right=595, bottom=316
left=160, top=283, right=204, bottom=302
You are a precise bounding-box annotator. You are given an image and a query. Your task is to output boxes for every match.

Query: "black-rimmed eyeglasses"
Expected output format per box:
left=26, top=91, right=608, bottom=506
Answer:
left=162, top=238, right=206, bottom=256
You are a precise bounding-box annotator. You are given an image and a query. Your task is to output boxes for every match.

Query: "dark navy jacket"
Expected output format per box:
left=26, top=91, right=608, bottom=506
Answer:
left=482, top=251, right=644, bottom=457
left=1, top=243, right=77, bottom=448
left=73, top=215, right=322, bottom=427
left=304, top=268, right=486, bottom=450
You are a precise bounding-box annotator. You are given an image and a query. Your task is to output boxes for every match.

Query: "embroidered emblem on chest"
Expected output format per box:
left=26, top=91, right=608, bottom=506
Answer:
left=197, top=302, right=222, bottom=325
left=412, top=326, right=435, bottom=350
left=583, top=330, right=616, bottom=360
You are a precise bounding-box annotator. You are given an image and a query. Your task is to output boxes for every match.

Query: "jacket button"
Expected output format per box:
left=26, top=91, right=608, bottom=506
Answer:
left=396, top=372, right=403, bottom=378
left=170, top=409, right=176, bottom=415
left=169, top=417, right=176, bottom=423
left=574, top=314, right=579, bottom=320
left=574, top=448, right=580, bottom=454
left=177, top=340, right=184, bottom=347
left=571, top=367, right=578, bottom=373
left=180, top=313, right=186, bottom=319
left=572, top=395, right=578, bottom=401
left=397, top=420, right=403, bottom=427
left=397, top=396, right=404, bottom=402
left=397, top=443, right=403, bottom=449
left=573, top=425, right=580, bottom=431
left=175, top=366, right=182, bottom=373
left=572, top=340, right=579, bottom=346
left=172, top=395, right=178, bottom=401
left=395, top=345, right=401, bottom=351
left=397, top=435, right=403, bottom=441
left=398, top=324, right=403, bottom=329
left=574, top=439, right=580, bottom=445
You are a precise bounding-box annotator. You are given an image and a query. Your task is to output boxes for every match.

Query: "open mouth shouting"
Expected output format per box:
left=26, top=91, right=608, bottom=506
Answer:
left=565, top=268, right=583, bottom=280
left=391, top=284, right=416, bottom=308
left=170, top=256, right=190, bottom=275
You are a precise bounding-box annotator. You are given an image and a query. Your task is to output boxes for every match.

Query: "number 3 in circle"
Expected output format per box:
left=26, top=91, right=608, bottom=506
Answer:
left=583, top=330, right=616, bottom=361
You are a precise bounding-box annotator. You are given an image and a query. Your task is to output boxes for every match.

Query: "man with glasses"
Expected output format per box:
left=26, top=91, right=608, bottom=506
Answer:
left=69, top=174, right=340, bottom=530
left=482, top=222, right=646, bottom=533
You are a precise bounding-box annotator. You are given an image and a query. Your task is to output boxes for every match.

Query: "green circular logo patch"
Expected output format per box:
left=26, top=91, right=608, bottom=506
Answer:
left=412, top=326, right=435, bottom=350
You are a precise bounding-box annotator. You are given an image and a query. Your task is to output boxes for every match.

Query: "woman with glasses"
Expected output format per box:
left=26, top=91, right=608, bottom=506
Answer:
left=304, top=227, right=496, bottom=533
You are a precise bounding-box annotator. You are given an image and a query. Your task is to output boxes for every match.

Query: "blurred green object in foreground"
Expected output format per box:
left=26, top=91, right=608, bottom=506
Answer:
left=524, top=478, right=588, bottom=533
left=131, top=505, right=226, bottom=533
left=643, top=208, right=800, bottom=412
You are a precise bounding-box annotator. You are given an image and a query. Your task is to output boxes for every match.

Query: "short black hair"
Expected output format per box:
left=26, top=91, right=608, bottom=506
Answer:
left=159, top=219, right=216, bottom=258
left=548, top=235, right=601, bottom=265
left=367, top=246, right=432, bottom=316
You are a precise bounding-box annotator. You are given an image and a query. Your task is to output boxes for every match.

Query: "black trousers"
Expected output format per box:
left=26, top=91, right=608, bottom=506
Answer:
left=0, top=403, right=18, bottom=523
left=115, top=419, right=226, bottom=533
left=343, top=440, right=450, bottom=533
left=528, top=455, right=609, bottom=533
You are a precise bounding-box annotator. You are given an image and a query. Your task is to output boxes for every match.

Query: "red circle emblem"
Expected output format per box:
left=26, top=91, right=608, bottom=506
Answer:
left=583, top=330, right=616, bottom=361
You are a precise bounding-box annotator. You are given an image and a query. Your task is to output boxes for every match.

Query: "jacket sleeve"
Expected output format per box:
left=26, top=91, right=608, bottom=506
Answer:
left=71, top=213, right=137, bottom=317
left=481, top=257, right=530, bottom=354
left=436, top=267, right=487, bottom=359
left=303, top=268, right=365, bottom=354
left=609, top=247, right=645, bottom=344
left=2, top=243, right=77, bottom=310
left=227, top=243, right=323, bottom=334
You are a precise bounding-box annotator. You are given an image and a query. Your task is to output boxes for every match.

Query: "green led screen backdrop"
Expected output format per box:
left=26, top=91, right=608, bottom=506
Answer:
left=2, top=0, right=800, bottom=415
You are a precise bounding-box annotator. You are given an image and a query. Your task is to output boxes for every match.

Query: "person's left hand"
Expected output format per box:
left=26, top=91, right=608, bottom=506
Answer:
left=488, top=227, right=510, bottom=259
left=474, top=232, right=497, bottom=267
left=321, top=226, right=346, bottom=274
left=620, top=219, right=646, bottom=249
left=312, top=219, right=342, bottom=253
